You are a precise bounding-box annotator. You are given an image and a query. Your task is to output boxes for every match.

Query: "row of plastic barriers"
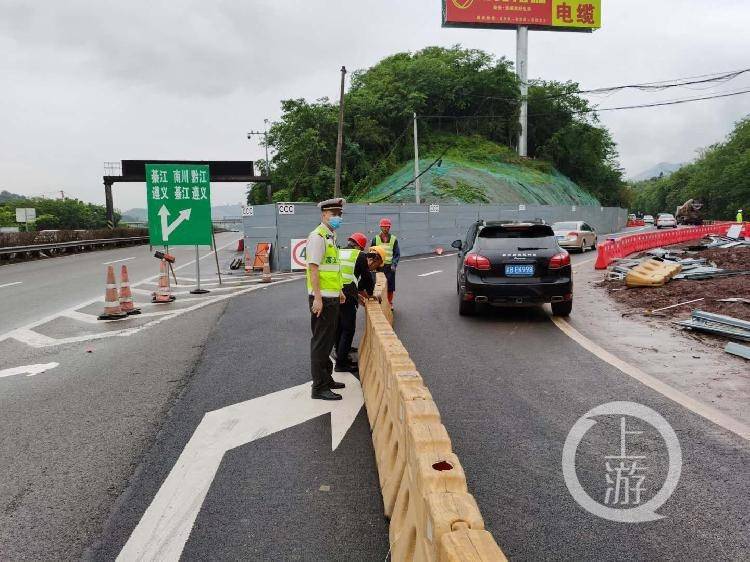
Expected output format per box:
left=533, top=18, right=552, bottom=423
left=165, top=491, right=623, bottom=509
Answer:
left=594, top=222, right=742, bottom=269
left=359, top=274, right=507, bottom=562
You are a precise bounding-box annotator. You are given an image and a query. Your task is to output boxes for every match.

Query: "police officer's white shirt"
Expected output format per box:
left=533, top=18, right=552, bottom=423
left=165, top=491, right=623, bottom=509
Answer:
left=306, top=223, right=334, bottom=266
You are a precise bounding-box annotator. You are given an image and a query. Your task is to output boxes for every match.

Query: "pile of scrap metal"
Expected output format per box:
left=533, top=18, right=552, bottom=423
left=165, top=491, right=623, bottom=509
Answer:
left=606, top=246, right=750, bottom=283
left=675, top=310, right=750, bottom=360
left=685, top=235, right=750, bottom=251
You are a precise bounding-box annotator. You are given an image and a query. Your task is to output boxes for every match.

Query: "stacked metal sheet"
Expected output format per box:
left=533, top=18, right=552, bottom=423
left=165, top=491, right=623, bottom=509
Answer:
left=675, top=310, right=750, bottom=342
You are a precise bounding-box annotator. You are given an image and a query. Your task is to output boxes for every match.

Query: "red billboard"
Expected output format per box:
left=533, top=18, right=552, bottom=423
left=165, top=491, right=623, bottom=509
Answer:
left=442, top=0, right=601, bottom=32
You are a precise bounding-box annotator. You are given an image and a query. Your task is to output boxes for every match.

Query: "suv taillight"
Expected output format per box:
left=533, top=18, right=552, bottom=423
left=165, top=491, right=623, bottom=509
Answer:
left=464, top=253, right=491, bottom=271
left=549, top=252, right=570, bottom=269
left=567, top=231, right=579, bottom=238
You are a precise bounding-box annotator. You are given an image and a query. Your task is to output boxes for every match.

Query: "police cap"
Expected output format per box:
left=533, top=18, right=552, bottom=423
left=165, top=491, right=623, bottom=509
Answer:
left=318, top=198, right=346, bottom=211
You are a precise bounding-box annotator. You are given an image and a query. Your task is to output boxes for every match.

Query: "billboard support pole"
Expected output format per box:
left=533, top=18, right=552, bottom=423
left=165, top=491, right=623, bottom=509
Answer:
left=516, top=25, right=528, bottom=157
left=334, top=66, right=347, bottom=198
left=413, top=112, right=421, bottom=204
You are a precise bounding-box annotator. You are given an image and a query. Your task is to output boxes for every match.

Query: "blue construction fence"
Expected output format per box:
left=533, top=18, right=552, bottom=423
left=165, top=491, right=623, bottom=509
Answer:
left=243, top=203, right=628, bottom=272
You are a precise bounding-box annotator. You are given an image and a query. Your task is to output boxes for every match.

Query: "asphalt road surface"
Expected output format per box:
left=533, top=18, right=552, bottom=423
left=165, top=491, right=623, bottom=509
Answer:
left=3, top=224, right=747, bottom=560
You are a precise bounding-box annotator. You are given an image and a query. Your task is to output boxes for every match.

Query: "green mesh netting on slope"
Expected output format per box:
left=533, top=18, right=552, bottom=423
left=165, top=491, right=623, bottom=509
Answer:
left=356, top=158, right=600, bottom=205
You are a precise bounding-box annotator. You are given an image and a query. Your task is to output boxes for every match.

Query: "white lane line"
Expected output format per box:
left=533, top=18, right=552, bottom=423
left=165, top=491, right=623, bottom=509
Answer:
left=418, top=270, right=443, bottom=277
left=402, top=253, right=456, bottom=263
left=6, top=277, right=302, bottom=348
left=0, top=237, right=242, bottom=345
left=102, top=256, right=136, bottom=265
left=0, top=281, right=23, bottom=289
left=551, top=317, right=750, bottom=442
left=0, top=362, right=59, bottom=379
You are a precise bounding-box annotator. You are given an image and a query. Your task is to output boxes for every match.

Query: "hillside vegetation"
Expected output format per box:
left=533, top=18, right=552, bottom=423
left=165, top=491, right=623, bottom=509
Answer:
left=631, top=117, right=749, bottom=218
left=248, top=46, right=624, bottom=207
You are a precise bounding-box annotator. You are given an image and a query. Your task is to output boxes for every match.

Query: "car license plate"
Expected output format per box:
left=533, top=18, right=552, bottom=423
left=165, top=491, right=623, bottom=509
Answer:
left=505, top=264, right=534, bottom=277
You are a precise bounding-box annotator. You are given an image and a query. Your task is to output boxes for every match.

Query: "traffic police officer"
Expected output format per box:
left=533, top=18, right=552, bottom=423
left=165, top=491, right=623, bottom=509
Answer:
left=306, top=198, right=346, bottom=400
left=372, top=218, right=400, bottom=309
left=334, top=232, right=374, bottom=374
left=737, top=209, right=744, bottom=223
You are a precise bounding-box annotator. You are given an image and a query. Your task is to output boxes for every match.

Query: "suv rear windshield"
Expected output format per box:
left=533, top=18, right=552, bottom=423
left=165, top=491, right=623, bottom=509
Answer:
left=478, top=224, right=555, bottom=239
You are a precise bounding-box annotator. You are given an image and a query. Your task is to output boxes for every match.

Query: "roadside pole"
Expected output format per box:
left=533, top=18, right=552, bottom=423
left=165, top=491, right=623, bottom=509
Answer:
left=516, top=25, right=528, bottom=157
left=334, top=66, right=347, bottom=198
left=190, top=245, right=209, bottom=294
left=211, top=229, right=222, bottom=285
left=413, top=112, right=421, bottom=204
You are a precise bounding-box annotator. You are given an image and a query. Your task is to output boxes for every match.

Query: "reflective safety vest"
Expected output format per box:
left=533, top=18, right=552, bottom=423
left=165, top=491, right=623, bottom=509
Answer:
left=339, top=248, right=361, bottom=286
left=306, top=224, right=341, bottom=297
left=737, top=211, right=744, bottom=222
left=374, top=234, right=397, bottom=265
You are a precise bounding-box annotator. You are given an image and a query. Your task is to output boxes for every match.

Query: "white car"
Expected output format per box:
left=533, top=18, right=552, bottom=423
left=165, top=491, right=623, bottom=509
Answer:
left=656, top=213, right=677, bottom=229
left=551, top=221, right=598, bottom=252
left=643, top=215, right=654, bottom=225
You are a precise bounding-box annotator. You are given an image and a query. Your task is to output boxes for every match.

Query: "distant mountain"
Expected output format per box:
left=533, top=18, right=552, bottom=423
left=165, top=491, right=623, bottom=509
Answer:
left=121, top=205, right=244, bottom=223
left=0, top=190, right=28, bottom=203
left=630, top=162, right=684, bottom=182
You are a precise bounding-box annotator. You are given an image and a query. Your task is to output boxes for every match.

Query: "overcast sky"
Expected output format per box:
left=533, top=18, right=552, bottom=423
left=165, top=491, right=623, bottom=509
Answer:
left=1, top=0, right=748, bottom=211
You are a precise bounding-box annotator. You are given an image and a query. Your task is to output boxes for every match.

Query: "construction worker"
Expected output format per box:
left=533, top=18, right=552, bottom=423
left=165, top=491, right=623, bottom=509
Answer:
left=334, top=232, right=375, bottom=374
left=306, top=198, right=346, bottom=401
left=737, top=209, right=744, bottom=222
left=372, top=218, right=400, bottom=309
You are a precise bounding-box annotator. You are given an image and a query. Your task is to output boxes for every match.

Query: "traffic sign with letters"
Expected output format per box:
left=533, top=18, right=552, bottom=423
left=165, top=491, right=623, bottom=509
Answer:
left=146, top=163, right=212, bottom=246
left=278, top=204, right=295, bottom=215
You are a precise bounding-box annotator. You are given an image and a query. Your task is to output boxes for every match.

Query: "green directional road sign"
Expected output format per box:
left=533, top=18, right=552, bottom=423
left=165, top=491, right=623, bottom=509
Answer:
left=145, top=163, right=212, bottom=246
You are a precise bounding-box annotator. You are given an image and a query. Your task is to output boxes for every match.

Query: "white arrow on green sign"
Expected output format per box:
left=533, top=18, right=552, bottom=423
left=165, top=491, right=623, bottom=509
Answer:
left=146, top=163, right=212, bottom=246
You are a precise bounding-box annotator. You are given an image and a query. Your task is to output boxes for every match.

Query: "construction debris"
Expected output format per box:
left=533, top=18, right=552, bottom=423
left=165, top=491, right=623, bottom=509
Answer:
left=725, top=342, right=750, bottom=360
left=675, top=310, right=750, bottom=342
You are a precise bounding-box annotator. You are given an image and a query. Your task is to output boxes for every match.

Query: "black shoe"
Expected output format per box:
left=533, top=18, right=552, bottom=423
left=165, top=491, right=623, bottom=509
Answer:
left=350, top=346, right=358, bottom=352
left=329, top=380, right=346, bottom=389
left=334, top=364, right=357, bottom=373
left=311, top=389, right=342, bottom=400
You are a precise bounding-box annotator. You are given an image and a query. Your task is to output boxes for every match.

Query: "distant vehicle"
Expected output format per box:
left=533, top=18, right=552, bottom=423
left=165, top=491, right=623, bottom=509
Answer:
left=675, top=198, right=704, bottom=225
left=551, top=221, right=597, bottom=252
left=451, top=221, right=573, bottom=317
left=656, top=213, right=677, bottom=229
left=643, top=215, right=654, bottom=224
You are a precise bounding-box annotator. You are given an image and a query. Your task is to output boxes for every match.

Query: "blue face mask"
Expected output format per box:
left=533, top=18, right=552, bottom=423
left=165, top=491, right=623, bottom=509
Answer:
left=329, top=216, right=343, bottom=230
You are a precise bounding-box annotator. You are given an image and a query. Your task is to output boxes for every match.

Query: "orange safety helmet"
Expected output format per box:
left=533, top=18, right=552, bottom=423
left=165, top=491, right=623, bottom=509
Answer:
left=379, top=218, right=392, bottom=228
left=348, top=232, right=368, bottom=250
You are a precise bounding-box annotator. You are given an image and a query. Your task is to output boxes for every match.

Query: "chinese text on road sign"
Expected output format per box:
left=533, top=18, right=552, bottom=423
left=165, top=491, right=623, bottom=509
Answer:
left=146, top=163, right=212, bottom=246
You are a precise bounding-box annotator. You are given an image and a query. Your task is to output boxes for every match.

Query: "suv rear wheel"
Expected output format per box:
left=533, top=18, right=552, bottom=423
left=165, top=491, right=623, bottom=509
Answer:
left=551, top=301, right=572, bottom=317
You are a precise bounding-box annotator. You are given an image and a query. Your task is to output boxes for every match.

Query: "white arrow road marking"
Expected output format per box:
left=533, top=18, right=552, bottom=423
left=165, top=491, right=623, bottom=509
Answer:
left=118, top=372, right=363, bottom=561
left=103, top=256, right=136, bottom=265
left=0, top=362, right=59, bottom=379
left=418, top=270, right=442, bottom=277
left=158, top=205, right=192, bottom=240
left=0, top=281, right=23, bottom=289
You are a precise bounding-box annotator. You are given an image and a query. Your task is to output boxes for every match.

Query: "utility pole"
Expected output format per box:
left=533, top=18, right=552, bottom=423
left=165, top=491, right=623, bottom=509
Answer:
left=516, top=25, right=528, bottom=157
left=247, top=125, right=272, bottom=202
left=413, top=112, right=421, bottom=204
left=334, top=66, right=347, bottom=198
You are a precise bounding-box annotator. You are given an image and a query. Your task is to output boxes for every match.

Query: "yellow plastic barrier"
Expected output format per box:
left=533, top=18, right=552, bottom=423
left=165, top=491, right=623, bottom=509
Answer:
left=360, top=274, right=507, bottom=561
left=625, top=258, right=682, bottom=287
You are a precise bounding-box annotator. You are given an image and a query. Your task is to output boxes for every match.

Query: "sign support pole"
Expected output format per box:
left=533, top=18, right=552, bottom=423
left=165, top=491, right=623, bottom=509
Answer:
left=211, top=229, right=222, bottom=286
left=334, top=66, right=347, bottom=198
left=190, top=245, right=210, bottom=294
left=516, top=25, right=528, bottom=157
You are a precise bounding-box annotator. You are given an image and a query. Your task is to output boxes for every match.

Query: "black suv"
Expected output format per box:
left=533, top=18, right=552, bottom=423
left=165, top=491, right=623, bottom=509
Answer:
left=451, top=221, right=573, bottom=316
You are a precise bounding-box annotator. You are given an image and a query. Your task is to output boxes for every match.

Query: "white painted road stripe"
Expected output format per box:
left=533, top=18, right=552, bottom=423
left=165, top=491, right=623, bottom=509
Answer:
left=0, top=281, right=23, bottom=289
left=102, top=256, right=136, bottom=265
left=418, top=270, right=443, bottom=277
left=0, top=362, right=59, bottom=379
left=551, top=316, right=750, bottom=441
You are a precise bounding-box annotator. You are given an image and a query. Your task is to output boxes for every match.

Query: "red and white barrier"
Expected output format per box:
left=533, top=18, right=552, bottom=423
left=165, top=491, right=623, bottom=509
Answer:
left=594, top=222, right=747, bottom=270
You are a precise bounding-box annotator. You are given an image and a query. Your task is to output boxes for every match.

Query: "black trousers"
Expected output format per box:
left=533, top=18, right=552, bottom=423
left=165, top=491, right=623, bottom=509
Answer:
left=335, top=298, right=358, bottom=368
left=309, top=296, right=339, bottom=393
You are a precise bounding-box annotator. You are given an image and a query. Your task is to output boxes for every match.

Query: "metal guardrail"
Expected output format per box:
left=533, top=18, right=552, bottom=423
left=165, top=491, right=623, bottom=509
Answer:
left=0, top=236, right=149, bottom=256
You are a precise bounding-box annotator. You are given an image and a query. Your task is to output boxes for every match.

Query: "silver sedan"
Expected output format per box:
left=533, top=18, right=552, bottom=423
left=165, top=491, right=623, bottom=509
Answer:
left=551, top=221, right=598, bottom=252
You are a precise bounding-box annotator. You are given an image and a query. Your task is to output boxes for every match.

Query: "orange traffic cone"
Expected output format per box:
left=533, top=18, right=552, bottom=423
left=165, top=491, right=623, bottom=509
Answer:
left=152, top=259, right=176, bottom=303
left=98, top=265, right=128, bottom=320
left=119, top=265, right=141, bottom=315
